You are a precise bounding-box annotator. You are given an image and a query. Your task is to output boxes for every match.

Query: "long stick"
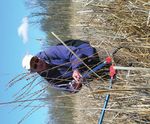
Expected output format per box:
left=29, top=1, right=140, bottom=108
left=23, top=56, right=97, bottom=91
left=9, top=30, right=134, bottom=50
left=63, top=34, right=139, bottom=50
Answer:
left=51, top=32, right=103, bottom=79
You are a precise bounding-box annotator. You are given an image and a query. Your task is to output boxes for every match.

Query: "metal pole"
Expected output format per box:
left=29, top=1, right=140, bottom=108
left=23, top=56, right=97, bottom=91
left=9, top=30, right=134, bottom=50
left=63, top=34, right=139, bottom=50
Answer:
left=98, top=65, right=115, bottom=124
left=98, top=77, right=113, bottom=124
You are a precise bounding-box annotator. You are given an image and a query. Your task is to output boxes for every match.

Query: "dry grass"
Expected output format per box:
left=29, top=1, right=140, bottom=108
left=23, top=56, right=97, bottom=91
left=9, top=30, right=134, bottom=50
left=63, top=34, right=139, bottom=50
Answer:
left=69, top=0, right=150, bottom=124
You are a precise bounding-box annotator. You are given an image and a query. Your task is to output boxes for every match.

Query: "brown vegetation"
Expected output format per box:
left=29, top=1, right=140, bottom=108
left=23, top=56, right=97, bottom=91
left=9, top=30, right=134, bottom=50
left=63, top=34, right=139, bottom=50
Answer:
left=69, top=0, right=150, bottom=124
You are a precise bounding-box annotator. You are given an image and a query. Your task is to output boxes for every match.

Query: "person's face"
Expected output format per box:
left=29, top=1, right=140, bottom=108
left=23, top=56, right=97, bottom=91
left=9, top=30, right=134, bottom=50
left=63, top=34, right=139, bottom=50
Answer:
left=30, top=56, right=48, bottom=72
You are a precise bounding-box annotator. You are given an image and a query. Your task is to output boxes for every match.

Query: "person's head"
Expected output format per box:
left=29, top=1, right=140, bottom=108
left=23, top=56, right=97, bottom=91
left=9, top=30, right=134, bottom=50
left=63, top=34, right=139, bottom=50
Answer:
left=22, top=54, right=48, bottom=73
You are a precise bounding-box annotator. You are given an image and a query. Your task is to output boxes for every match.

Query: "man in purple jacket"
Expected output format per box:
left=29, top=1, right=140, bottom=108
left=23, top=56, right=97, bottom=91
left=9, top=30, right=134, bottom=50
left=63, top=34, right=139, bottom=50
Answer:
left=22, top=40, right=100, bottom=93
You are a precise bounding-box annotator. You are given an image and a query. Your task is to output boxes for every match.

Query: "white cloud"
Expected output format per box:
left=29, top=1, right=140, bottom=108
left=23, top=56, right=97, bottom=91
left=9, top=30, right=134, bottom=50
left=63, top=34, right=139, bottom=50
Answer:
left=18, top=17, right=29, bottom=43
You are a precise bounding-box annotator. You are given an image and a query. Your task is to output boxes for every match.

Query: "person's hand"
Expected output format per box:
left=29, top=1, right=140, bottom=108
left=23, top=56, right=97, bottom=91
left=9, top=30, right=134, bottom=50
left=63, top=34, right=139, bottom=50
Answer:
left=72, top=69, right=82, bottom=82
left=72, top=81, right=82, bottom=91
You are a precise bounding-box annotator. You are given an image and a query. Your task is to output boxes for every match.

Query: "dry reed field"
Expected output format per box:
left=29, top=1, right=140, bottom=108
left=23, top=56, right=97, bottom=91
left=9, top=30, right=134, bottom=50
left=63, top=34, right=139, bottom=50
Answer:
left=5, top=0, right=150, bottom=124
left=69, top=0, right=150, bottom=124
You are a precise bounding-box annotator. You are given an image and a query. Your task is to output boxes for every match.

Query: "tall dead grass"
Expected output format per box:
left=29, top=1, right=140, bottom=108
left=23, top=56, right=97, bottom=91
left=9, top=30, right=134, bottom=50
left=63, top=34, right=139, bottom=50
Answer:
left=70, top=0, right=150, bottom=124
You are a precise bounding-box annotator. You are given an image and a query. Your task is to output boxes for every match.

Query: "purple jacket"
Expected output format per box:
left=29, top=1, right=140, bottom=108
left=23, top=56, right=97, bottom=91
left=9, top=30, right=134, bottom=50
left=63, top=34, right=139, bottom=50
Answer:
left=36, top=42, right=99, bottom=92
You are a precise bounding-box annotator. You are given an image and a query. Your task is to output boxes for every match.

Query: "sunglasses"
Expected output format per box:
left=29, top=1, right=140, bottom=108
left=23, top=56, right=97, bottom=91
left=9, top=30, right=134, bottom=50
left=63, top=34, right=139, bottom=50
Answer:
left=30, top=57, right=39, bottom=70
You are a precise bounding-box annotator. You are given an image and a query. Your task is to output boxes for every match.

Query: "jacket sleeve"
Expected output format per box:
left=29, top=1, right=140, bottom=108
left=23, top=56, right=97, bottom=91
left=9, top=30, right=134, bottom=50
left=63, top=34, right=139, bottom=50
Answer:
left=68, top=46, right=84, bottom=70
left=44, top=46, right=85, bottom=70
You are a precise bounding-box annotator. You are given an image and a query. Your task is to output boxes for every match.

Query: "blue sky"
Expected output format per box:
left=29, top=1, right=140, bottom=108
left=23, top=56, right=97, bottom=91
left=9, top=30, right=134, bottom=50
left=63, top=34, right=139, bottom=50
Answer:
left=0, top=1, right=48, bottom=124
